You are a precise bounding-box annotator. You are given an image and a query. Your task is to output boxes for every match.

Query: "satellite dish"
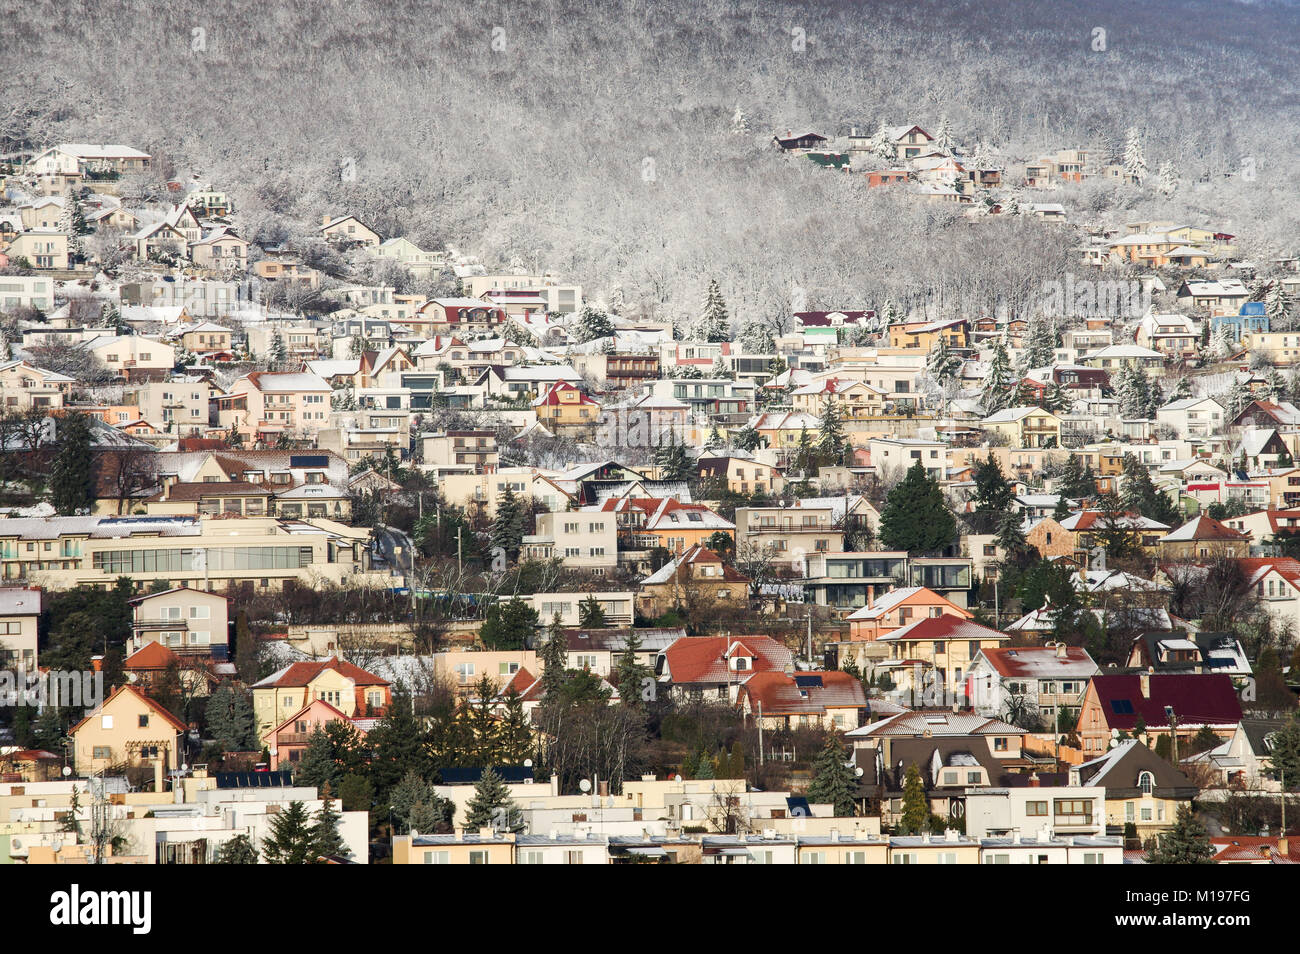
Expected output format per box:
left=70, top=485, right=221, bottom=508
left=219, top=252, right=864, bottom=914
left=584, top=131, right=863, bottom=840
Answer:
left=62, top=766, right=72, bottom=777
left=673, top=774, right=682, bottom=782
left=1110, top=728, right=1119, bottom=738
left=523, top=758, right=533, bottom=768
left=579, top=779, right=592, bottom=793
left=181, top=763, right=189, bottom=772
left=855, top=767, right=864, bottom=777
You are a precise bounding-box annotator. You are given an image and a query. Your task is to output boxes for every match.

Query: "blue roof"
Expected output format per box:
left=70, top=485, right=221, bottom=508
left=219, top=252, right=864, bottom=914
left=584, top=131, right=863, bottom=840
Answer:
left=1240, top=302, right=1266, bottom=316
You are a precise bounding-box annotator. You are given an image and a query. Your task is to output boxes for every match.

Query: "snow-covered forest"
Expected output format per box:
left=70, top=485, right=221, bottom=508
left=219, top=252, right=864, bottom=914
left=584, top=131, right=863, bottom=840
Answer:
left=5, top=0, right=1298, bottom=324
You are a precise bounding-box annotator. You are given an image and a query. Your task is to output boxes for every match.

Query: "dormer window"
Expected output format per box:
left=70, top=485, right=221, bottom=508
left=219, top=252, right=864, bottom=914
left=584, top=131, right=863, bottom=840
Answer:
left=734, top=657, right=749, bottom=671
left=1138, top=771, right=1154, bottom=795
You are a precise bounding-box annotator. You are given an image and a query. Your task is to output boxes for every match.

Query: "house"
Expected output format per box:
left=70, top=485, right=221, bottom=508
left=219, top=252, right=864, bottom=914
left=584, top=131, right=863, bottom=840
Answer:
left=736, top=670, right=868, bottom=731
left=411, top=298, right=506, bottom=337
left=967, top=643, right=1099, bottom=721
left=216, top=371, right=333, bottom=443
left=864, top=614, right=1007, bottom=699
left=179, top=322, right=234, bottom=356
left=26, top=143, right=151, bottom=181
left=980, top=406, right=1062, bottom=449
left=1075, top=673, right=1242, bottom=757
left=319, top=214, right=381, bottom=247
left=532, top=381, right=601, bottom=438
left=554, top=626, right=680, bottom=678
left=789, top=377, right=885, bottom=419
left=696, top=456, right=784, bottom=496
left=1071, top=740, right=1199, bottom=840
left=882, top=125, right=935, bottom=160
left=70, top=684, right=187, bottom=774
left=772, top=131, right=828, bottom=152
left=1124, top=631, right=1250, bottom=678
left=0, top=586, right=42, bottom=668
left=636, top=545, right=751, bottom=618
left=1208, top=836, right=1300, bottom=865
left=1133, top=312, right=1199, bottom=359
left=867, top=438, right=947, bottom=481
left=1155, top=397, right=1224, bottom=439
left=1176, top=279, right=1250, bottom=316
left=83, top=335, right=176, bottom=382
left=128, top=585, right=231, bottom=658
left=964, top=785, right=1109, bottom=841
left=521, top=509, right=618, bottom=572
left=1081, top=345, right=1165, bottom=376
left=393, top=832, right=518, bottom=864
left=251, top=656, right=391, bottom=737
left=0, top=361, right=73, bottom=412
left=1183, top=718, right=1287, bottom=788
left=189, top=228, right=250, bottom=272
left=2, top=230, right=68, bottom=269
left=1057, top=509, right=1170, bottom=555
left=843, top=586, right=973, bottom=642
left=263, top=698, right=373, bottom=771
left=655, top=634, right=793, bottom=704
left=733, top=501, right=845, bottom=570
left=598, top=497, right=734, bottom=555
left=1156, top=515, right=1250, bottom=560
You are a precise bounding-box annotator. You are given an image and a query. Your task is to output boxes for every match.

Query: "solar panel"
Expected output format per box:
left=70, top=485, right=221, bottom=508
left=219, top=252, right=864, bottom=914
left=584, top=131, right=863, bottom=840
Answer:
left=1109, top=699, right=1134, bottom=714
left=793, top=674, right=823, bottom=688
left=290, top=454, right=329, bottom=468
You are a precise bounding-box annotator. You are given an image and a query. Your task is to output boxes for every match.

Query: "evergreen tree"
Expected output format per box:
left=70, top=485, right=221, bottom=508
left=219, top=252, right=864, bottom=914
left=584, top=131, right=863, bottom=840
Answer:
left=983, top=336, right=1013, bottom=411
left=971, top=451, right=1014, bottom=534
left=1267, top=711, right=1300, bottom=790
left=1157, top=160, right=1178, bottom=196
left=540, top=613, right=569, bottom=697
left=1120, top=454, right=1178, bottom=525
left=390, top=770, right=437, bottom=833
left=574, top=304, right=615, bottom=343
left=578, top=594, right=607, bottom=627
left=50, top=413, right=96, bottom=515
left=261, top=800, right=318, bottom=864
left=655, top=433, right=694, bottom=482
left=705, top=421, right=724, bottom=450
left=1143, top=805, right=1214, bottom=864
left=879, top=461, right=957, bottom=554
left=1024, top=314, right=1056, bottom=369
left=934, top=114, right=954, bottom=154
left=205, top=683, right=256, bottom=751
left=1266, top=281, right=1290, bottom=326
left=366, top=688, right=431, bottom=799
left=269, top=330, right=287, bottom=367
left=806, top=733, right=857, bottom=817
left=994, top=507, right=1029, bottom=562
left=615, top=630, right=653, bottom=710
left=498, top=689, right=534, bottom=763
left=734, top=421, right=764, bottom=451
left=927, top=336, right=961, bottom=384
left=233, top=610, right=260, bottom=684
left=793, top=424, right=816, bottom=478
left=817, top=396, right=847, bottom=465
left=464, top=768, right=523, bottom=832
left=311, top=784, right=349, bottom=859
left=1052, top=495, right=1072, bottom=521
left=694, top=752, right=715, bottom=779
left=1123, top=126, right=1147, bottom=184
left=294, top=726, right=342, bottom=793
left=215, top=833, right=259, bottom=863
left=408, top=798, right=454, bottom=835
left=479, top=598, right=538, bottom=651
left=697, top=279, right=731, bottom=342
left=899, top=763, right=928, bottom=834
left=489, top=485, right=526, bottom=561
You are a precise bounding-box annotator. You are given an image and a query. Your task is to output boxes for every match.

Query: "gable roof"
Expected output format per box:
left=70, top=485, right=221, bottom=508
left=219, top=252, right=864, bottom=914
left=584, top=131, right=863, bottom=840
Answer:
left=976, top=645, right=1098, bottom=678
left=251, top=656, right=390, bottom=689
left=844, top=586, right=971, bottom=622
left=71, top=684, right=188, bottom=735
left=123, top=641, right=182, bottom=670
left=738, top=670, right=867, bottom=716
left=1159, top=514, right=1250, bottom=543
left=659, top=635, right=792, bottom=685
left=1087, top=673, right=1242, bottom=730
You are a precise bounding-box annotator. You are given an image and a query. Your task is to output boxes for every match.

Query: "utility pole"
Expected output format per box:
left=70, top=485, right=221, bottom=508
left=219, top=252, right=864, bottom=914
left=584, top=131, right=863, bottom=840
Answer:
left=456, top=524, right=463, bottom=577
left=757, top=701, right=764, bottom=767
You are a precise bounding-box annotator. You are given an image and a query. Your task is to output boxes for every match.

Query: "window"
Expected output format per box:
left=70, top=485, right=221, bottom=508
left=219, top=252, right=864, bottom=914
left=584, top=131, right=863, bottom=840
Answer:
left=422, top=851, right=450, bottom=864
left=993, top=737, right=1008, bottom=751
left=1026, top=801, right=1048, bottom=816
left=937, top=852, right=958, bottom=864
left=468, top=850, right=490, bottom=865
left=801, top=852, right=826, bottom=865
left=891, top=853, right=918, bottom=864
left=943, top=771, right=958, bottom=785
left=1138, top=771, right=1154, bottom=795
left=1082, top=852, right=1105, bottom=864
left=846, top=851, right=869, bottom=864
left=101, top=715, right=114, bottom=730
left=92, top=746, right=112, bottom=760
left=520, top=850, right=544, bottom=865
left=138, top=714, right=149, bottom=728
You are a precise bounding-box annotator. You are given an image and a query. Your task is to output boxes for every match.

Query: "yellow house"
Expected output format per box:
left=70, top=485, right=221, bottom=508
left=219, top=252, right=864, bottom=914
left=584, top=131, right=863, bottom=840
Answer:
left=886, top=834, right=982, bottom=864
left=531, top=381, right=601, bottom=437
left=180, top=322, right=233, bottom=355
left=319, top=214, right=381, bottom=247
left=887, top=318, right=969, bottom=350
left=251, top=656, right=391, bottom=737
left=696, top=455, right=785, bottom=495
left=790, top=378, right=885, bottom=420
left=393, top=832, right=517, bottom=864
left=70, top=685, right=187, bottom=774
left=980, top=406, right=1062, bottom=448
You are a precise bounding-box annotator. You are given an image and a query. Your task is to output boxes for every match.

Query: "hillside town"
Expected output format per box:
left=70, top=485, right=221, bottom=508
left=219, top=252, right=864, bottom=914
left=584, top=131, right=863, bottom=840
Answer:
left=0, top=126, right=1297, bottom=871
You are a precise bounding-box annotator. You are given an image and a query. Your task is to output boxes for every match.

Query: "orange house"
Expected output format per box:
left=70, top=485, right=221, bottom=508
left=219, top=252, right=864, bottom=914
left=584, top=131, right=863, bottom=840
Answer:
left=599, top=496, right=734, bottom=554
left=843, top=585, right=972, bottom=641
left=264, top=697, right=372, bottom=770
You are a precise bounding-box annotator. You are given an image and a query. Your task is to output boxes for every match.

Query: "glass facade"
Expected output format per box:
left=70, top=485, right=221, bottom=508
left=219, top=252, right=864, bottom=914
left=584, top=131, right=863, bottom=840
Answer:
left=93, top=545, right=314, bottom=575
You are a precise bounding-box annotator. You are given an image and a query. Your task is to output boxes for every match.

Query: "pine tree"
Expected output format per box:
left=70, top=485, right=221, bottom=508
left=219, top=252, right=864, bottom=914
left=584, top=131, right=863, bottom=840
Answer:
left=498, top=689, right=534, bottom=763
left=294, top=726, right=342, bottom=793
left=50, top=413, right=96, bottom=515
left=269, top=330, right=287, bottom=367
left=793, top=424, right=816, bottom=478
left=205, top=683, right=255, bottom=751
left=994, top=507, right=1029, bottom=562
left=971, top=452, right=1015, bottom=534
left=615, top=630, right=653, bottom=710
left=655, top=433, right=693, bottom=482
left=261, top=800, right=318, bottom=864
left=1266, top=281, right=1290, bottom=325
left=540, top=613, right=569, bottom=697
left=464, top=768, right=522, bottom=832
left=1144, top=805, right=1214, bottom=864
left=1123, top=126, right=1147, bottom=184
left=698, top=279, right=731, bottom=343
left=899, top=763, right=928, bottom=834
left=1024, top=314, right=1056, bottom=369
left=983, top=336, right=1013, bottom=411
left=1157, top=160, right=1178, bottom=196
left=817, top=396, right=847, bottom=465
left=489, top=485, right=526, bottom=560
left=574, top=304, right=615, bottom=343
left=578, top=594, right=607, bottom=627
left=871, top=120, right=895, bottom=161
left=934, top=114, right=954, bottom=154
left=1052, top=495, right=1072, bottom=521
left=879, top=461, right=957, bottom=554
left=1267, top=711, right=1300, bottom=790
left=734, top=421, right=763, bottom=451
left=705, top=421, right=724, bottom=450
left=806, top=733, right=857, bottom=817
left=928, top=336, right=961, bottom=384
left=311, top=784, right=348, bottom=859
left=215, top=833, right=259, bottom=863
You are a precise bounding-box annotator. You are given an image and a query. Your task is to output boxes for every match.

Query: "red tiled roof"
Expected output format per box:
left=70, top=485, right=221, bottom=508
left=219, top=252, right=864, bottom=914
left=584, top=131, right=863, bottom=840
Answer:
left=1210, top=837, right=1300, bottom=863
left=261, top=657, right=390, bottom=689
left=739, top=670, right=867, bottom=716
left=662, top=635, right=792, bottom=685
left=124, top=642, right=182, bottom=670
left=1089, top=674, right=1242, bottom=730
left=878, top=615, right=1004, bottom=644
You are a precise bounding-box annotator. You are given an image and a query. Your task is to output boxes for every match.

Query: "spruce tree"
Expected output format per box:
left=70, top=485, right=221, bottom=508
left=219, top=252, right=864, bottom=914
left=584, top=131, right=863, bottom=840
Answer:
left=498, top=689, right=534, bottom=763
left=1123, top=126, right=1147, bottom=184
left=927, top=336, right=961, bottom=384
left=971, top=452, right=1014, bottom=534
left=879, top=461, right=957, bottom=554
left=994, top=507, right=1029, bottom=564
left=578, top=593, right=607, bottom=627
left=294, top=727, right=342, bottom=793
left=1267, top=711, right=1300, bottom=790
left=311, top=785, right=348, bottom=859
left=50, top=413, right=96, bottom=515
left=261, top=800, right=317, bottom=864
left=390, top=770, right=437, bottom=832
left=540, top=613, right=569, bottom=696
left=479, top=598, right=538, bottom=651
left=1144, top=805, right=1214, bottom=864
left=806, top=733, right=857, bottom=817
left=215, top=833, right=259, bottom=863
left=205, top=683, right=255, bottom=751
left=615, top=630, right=653, bottom=710
left=899, top=763, right=928, bottom=834
left=817, top=396, right=847, bottom=466
left=489, top=485, right=526, bottom=561
left=1052, top=495, right=1072, bottom=521
left=574, top=305, right=615, bottom=343
left=464, top=768, right=522, bottom=832
left=983, top=337, right=1013, bottom=412
left=698, top=279, right=731, bottom=342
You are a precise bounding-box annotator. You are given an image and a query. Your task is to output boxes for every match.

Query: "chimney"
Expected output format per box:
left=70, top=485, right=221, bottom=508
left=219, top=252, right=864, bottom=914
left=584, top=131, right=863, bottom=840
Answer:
left=455, top=830, right=463, bottom=841
left=1028, top=772, right=1040, bottom=788
left=321, top=214, right=332, bottom=226
left=1055, top=641, right=1068, bottom=659
left=866, top=586, right=875, bottom=609
left=154, top=759, right=164, bottom=794
left=830, top=828, right=840, bottom=843
left=1140, top=671, right=1151, bottom=699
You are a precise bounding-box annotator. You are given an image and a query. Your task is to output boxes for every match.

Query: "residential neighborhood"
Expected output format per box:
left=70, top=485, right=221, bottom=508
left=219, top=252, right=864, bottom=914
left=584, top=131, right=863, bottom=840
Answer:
left=0, top=1, right=1297, bottom=901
